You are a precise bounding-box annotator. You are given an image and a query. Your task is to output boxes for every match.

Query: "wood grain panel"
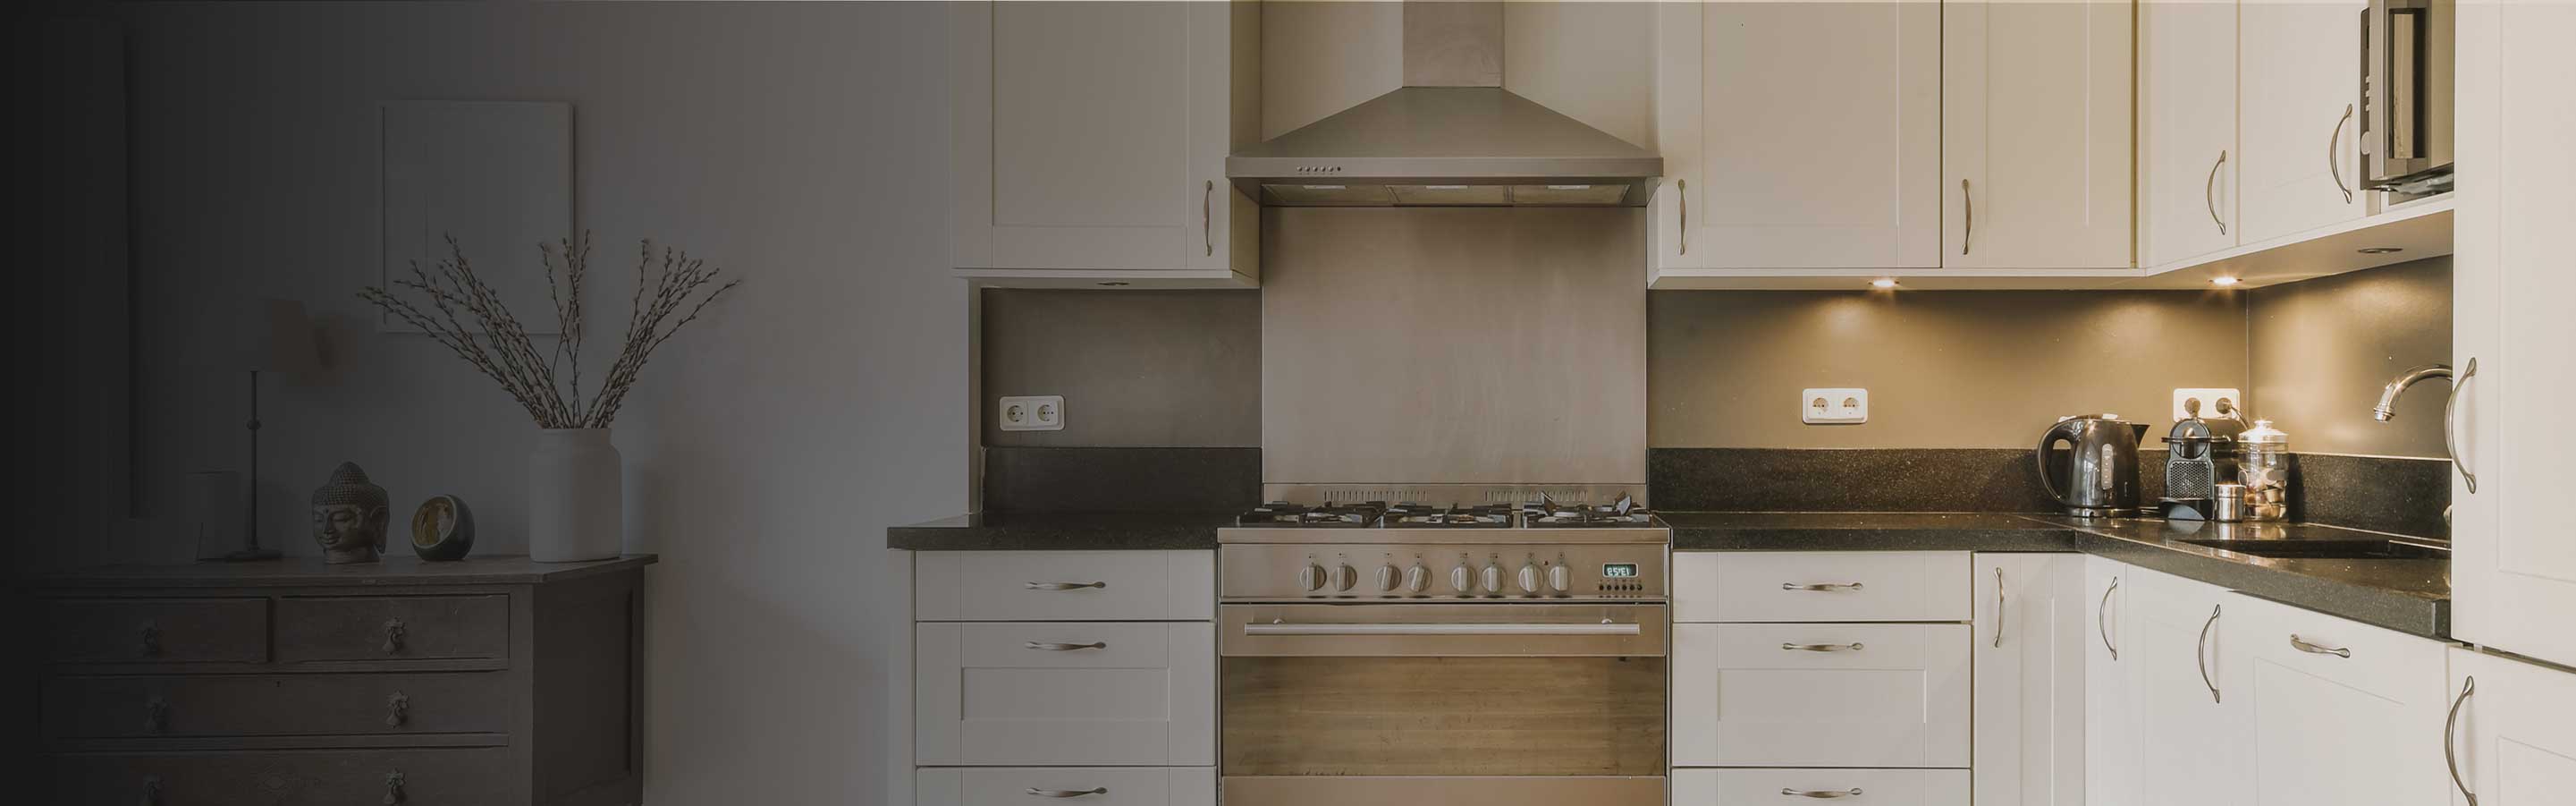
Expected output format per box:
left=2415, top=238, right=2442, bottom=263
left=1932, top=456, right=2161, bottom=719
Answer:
left=45, top=598, right=267, bottom=666
left=46, top=747, right=520, bottom=806
left=275, top=595, right=507, bottom=664
left=43, top=672, right=510, bottom=742
left=1221, top=657, right=1665, bottom=776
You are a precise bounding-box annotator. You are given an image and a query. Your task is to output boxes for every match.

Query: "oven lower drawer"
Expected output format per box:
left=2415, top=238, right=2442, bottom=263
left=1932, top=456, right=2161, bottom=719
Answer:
left=1221, top=776, right=1664, bottom=806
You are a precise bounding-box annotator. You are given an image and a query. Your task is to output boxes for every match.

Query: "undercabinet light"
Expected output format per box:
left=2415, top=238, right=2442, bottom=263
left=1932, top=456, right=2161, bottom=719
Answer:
left=1870, top=278, right=1899, bottom=289
left=2210, top=276, right=2242, bottom=287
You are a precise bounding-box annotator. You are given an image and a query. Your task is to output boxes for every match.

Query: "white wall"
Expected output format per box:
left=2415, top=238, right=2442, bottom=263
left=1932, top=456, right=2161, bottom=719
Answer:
left=115, top=3, right=960, bottom=803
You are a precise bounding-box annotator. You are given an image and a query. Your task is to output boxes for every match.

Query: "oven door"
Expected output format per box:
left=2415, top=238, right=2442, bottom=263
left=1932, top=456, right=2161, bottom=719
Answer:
left=1219, top=603, right=1668, bottom=806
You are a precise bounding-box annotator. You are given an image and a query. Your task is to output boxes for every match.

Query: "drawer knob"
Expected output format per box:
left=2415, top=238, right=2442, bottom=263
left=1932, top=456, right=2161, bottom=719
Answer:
left=1781, top=788, right=1863, bottom=799
left=384, top=770, right=406, bottom=805
left=1781, top=581, right=1864, bottom=592
left=1025, top=787, right=1109, bottom=799
left=144, top=696, right=169, bottom=733
left=139, top=622, right=162, bottom=657
left=385, top=691, right=410, bottom=727
left=140, top=775, right=163, bottom=806
left=383, top=618, right=408, bottom=654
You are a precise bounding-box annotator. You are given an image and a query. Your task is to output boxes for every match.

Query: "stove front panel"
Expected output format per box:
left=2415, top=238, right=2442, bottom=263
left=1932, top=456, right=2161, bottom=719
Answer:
left=1220, top=541, right=1666, bottom=602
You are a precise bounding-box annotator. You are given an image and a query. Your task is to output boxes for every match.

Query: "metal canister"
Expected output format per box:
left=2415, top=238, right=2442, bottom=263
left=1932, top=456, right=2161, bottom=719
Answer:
left=2238, top=420, right=2291, bottom=522
left=2212, top=483, right=2249, bottom=522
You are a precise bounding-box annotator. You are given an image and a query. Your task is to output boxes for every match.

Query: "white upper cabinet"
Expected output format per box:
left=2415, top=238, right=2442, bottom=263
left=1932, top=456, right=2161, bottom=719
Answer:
left=1972, top=554, right=2089, bottom=806
left=1942, top=0, right=2133, bottom=269
left=2224, top=593, right=2452, bottom=806
left=2451, top=0, right=2576, bottom=670
left=2140, top=0, right=2242, bottom=267
left=2237, top=0, right=2366, bottom=243
left=2450, top=648, right=2576, bottom=806
left=1652, top=0, right=1941, bottom=277
left=950, top=1, right=1258, bottom=287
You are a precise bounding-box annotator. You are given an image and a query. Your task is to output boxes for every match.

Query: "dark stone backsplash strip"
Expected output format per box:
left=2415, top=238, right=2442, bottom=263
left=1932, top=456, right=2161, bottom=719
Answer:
left=2286, top=453, right=2451, bottom=539
left=1650, top=448, right=2170, bottom=513
left=982, top=446, right=1261, bottom=513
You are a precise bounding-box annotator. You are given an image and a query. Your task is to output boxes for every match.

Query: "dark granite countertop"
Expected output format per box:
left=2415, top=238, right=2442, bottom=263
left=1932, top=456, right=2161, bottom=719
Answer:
left=1666, top=512, right=2079, bottom=551
left=885, top=511, right=1236, bottom=550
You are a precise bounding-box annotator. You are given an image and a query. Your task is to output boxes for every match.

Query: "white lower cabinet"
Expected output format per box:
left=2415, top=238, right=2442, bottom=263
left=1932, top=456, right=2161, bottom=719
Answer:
left=2225, top=592, right=2452, bottom=806
left=1672, top=768, right=1970, bottom=806
left=1671, top=622, right=1972, bottom=768
left=916, top=621, right=1214, bottom=766
left=2120, top=567, right=2246, bottom=806
left=2082, top=556, right=2137, bottom=806
left=1972, top=553, right=2088, bottom=806
left=2448, top=647, right=2576, bottom=806
left=915, top=767, right=1213, bottom=806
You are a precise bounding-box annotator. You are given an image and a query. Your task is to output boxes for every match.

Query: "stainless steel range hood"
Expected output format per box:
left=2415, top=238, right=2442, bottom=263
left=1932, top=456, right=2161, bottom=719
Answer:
left=1226, top=2, right=1663, bottom=207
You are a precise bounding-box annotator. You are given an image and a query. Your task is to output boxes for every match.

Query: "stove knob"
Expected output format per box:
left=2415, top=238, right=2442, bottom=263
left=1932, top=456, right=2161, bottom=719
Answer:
left=1480, top=563, right=1505, bottom=595
left=1330, top=564, right=1359, bottom=593
left=1449, top=563, right=1476, bottom=594
left=1404, top=564, right=1432, bottom=594
left=1516, top=564, right=1543, bottom=595
left=1297, top=563, right=1327, bottom=593
left=1548, top=564, right=1573, bottom=594
left=1374, top=564, right=1401, bottom=593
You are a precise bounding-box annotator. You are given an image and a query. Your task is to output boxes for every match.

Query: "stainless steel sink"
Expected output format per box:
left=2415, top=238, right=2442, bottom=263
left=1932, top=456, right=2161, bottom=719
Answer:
left=2179, top=538, right=2449, bottom=560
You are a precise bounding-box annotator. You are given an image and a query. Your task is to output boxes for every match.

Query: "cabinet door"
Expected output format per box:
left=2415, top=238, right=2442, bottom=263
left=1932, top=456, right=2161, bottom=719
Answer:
left=2452, top=0, right=2576, bottom=670
left=1972, top=554, right=2089, bottom=806
left=950, top=1, right=1251, bottom=280
left=2141, top=0, right=2242, bottom=266
left=1654, top=0, right=1940, bottom=273
left=2124, top=568, right=2245, bottom=806
left=1671, top=623, right=1972, bottom=768
left=916, top=622, right=1215, bottom=766
left=2238, top=0, right=2366, bottom=243
left=1942, top=0, right=2133, bottom=268
left=2450, top=648, right=2576, bottom=806
left=2083, top=557, right=2137, bottom=806
left=2225, top=593, right=2451, bottom=806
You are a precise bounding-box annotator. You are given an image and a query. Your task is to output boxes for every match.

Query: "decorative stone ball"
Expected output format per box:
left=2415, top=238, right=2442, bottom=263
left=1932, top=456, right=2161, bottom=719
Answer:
left=410, top=495, right=477, bottom=561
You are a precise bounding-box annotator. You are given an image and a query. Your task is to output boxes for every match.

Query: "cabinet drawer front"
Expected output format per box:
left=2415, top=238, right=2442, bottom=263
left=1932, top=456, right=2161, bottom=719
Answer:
left=274, top=595, right=509, bottom=663
left=917, top=550, right=1213, bottom=622
left=45, top=598, right=267, bottom=665
left=916, top=767, right=1212, bottom=806
left=1675, top=552, right=1972, bottom=623
left=916, top=622, right=1215, bottom=766
left=1674, top=768, right=1970, bottom=805
left=44, top=672, right=511, bottom=742
left=46, top=747, right=519, bottom=805
left=2227, top=593, right=2448, bottom=703
left=1673, top=623, right=1972, bottom=768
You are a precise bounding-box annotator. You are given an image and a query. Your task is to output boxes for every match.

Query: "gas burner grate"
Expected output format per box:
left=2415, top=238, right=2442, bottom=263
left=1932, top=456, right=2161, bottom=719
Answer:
left=1381, top=502, right=1517, bottom=529
left=1236, top=501, right=1387, bottom=528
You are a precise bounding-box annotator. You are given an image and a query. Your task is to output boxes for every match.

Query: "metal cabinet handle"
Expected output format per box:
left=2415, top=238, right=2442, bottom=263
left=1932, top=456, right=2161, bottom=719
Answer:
left=383, top=618, right=407, bottom=654
left=1992, top=566, right=2007, bottom=649
left=1782, top=642, right=1865, bottom=652
left=1201, top=180, right=1213, bottom=257
left=1025, top=641, right=1107, bottom=651
left=2330, top=105, right=2355, bottom=203
left=2206, top=150, right=2229, bottom=235
left=1780, top=788, right=1863, bottom=799
left=2098, top=577, right=2120, bottom=660
left=385, top=691, right=410, bottom=727
left=144, top=696, right=169, bottom=733
left=1027, top=787, right=1109, bottom=799
left=1025, top=581, right=1107, bottom=590
left=140, top=775, right=163, bottom=806
left=1782, top=581, right=1864, bottom=591
left=383, top=770, right=407, bottom=805
left=2196, top=604, right=2223, bottom=703
left=2445, top=357, right=2479, bottom=493
left=2288, top=633, right=2352, bottom=658
left=2447, top=675, right=2478, bottom=806
left=139, top=621, right=162, bottom=657
left=1961, top=178, right=1973, bottom=256
left=1677, top=179, right=1689, bottom=255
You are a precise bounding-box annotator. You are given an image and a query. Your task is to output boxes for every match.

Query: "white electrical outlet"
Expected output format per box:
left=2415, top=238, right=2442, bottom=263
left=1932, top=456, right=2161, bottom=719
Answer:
left=2171, top=388, right=2242, bottom=422
left=1802, top=388, right=1869, bottom=424
left=998, top=395, right=1065, bottom=431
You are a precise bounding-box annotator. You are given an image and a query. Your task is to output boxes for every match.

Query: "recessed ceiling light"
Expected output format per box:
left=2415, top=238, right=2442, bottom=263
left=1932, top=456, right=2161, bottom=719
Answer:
left=1870, top=278, right=1899, bottom=289
left=2358, top=246, right=2403, bottom=254
left=2210, top=276, right=2242, bottom=287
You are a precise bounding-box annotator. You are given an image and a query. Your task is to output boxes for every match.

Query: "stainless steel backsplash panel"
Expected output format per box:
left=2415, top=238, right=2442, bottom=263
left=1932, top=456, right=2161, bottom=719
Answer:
left=1260, top=207, right=1647, bottom=486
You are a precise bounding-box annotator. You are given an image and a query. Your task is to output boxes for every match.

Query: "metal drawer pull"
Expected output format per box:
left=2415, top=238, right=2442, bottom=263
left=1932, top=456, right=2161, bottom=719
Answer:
left=2330, top=104, right=2356, bottom=203
left=386, top=691, right=410, bottom=727
left=1026, top=787, right=1109, bottom=799
left=1025, top=641, right=1108, bottom=651
left=2206, top=150, right=2229, bottom=234
left=1961, top=178, right=1973, bottom=256
left=1025, top=581, right=1108, bottom=590
left=1782, top=642, right=1865, bottom=652
left=2287, top=633, right=2352, bottom=658
left=139, top=621, right=162, bottom=657
left=1782, top=581, right=1864, bottom=591
left=2445, top=357, right=2479, bottom=493
left=144, top=696, right=169, bottom=733
left=2098, top=577, right=2120, bottom=660
left=384, top=770, right=407, bottom=805
left=1678, top=179, right=1689, bottom=255
left=1992, top=566, right=2007, bottom=649
left=2447, top=675, right=2477, bottom=806
left=1201, top=180, right=1213, bottom=257
left=383, top=618, right=407, bottom=653
left=2197, top=604, right=2223, bottom=703
left=1780, top=788, right=1863, bottom=799
left=1245, top=623, right=1641, bottom=636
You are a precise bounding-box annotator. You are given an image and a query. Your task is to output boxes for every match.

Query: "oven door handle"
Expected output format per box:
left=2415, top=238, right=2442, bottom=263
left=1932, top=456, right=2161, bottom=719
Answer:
left=1242, top=622, right=1643, bottom=636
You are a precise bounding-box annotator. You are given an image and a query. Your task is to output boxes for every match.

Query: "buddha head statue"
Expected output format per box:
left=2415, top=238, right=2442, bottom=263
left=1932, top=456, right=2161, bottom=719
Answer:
left=310, top=462, right=391, bottom=564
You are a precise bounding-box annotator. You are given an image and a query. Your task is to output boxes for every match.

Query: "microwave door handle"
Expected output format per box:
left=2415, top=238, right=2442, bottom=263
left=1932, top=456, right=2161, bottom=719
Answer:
left=1243, top=622, right=1643, bottom=637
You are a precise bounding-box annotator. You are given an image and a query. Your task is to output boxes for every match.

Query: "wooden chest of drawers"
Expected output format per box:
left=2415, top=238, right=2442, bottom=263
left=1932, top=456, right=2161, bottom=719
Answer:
left=27, top=556, right=654, bottom=806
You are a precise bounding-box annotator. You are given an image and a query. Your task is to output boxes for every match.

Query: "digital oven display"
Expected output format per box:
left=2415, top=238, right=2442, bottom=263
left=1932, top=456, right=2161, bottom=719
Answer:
left=1601, top=564, right=1639, bottom=579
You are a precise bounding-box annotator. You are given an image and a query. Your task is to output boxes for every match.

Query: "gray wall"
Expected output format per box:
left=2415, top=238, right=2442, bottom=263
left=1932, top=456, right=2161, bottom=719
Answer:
left=2247, top=257, right=2453, bottom=458
left=1649, top=291, right=2249, bottom=448
left=982, top=290, right=1261, bottom=447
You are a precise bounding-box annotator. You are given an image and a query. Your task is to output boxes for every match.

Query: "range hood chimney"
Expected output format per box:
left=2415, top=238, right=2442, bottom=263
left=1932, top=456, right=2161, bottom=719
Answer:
left=1226, top=1, right=1664, bottom=207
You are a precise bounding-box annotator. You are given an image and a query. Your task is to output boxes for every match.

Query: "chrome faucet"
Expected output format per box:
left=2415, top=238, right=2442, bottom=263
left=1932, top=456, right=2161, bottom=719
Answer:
left=2373, top=363, right=2454, bottom=421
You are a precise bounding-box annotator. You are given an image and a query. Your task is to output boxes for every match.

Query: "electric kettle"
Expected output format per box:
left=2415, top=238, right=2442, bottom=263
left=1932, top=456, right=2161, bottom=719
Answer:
left=2036, top=414, right=2150, bottom=517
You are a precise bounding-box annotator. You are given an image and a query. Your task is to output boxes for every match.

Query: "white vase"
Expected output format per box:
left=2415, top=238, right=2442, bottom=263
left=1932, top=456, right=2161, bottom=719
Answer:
left=528, top=428, right=622, bottom=562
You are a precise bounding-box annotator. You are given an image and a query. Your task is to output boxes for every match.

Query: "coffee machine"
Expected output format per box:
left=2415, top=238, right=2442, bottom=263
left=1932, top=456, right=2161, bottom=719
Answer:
left=2159, top=416, right=2249, bottom=519
left=2036, top=414, right=2150, bottom=518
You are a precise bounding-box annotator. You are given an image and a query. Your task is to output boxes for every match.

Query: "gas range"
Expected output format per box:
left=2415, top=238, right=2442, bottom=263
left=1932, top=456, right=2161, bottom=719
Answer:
left=1218, top=488, right=1669, bottom=602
